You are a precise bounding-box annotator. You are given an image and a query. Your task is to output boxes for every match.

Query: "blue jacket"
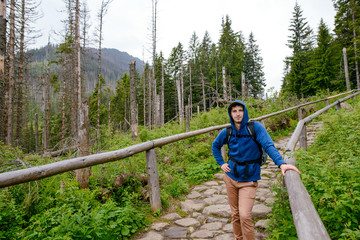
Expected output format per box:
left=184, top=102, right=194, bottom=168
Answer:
left=212, top=100, right=286, bottom=182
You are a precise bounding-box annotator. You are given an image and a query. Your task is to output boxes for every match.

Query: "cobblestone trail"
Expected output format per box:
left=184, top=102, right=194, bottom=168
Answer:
left=134, top=122, right=323, bottom=240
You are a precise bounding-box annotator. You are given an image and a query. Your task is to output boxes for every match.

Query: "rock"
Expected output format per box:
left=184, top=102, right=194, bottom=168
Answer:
left=193, top=185, right=208, bottom=192
left=206, top=216, right=229, bottom=223
left=252, top=204, right=272, bottom=218
left=187, top=190, right=202, bottom=199
left=174, top=217, right=200, bottom=227
left=204, top=195, right=228, bottom=205
left=163, top=226, right=187, bottom=239
left=255, top=219, right=270, bottom=229
left=162, top=212, right=181, bottom=220
left=203, top=188, right=218, bottom=195
left=223, top=223, right=233, bottom=232
left=203, top=204, right=232, bottom=217
left=180, top=199, right=206, bottom=212
left=137, top=231, right=164, bottom=240
left=200, top=222, right=223, bottom=231
left=214, top=233, right=234, bottom=240
left=190, top=229, right=214, bottom=238
left=214, top=173, right=224, bottom=180
left=203, top=180, right=219, bottom=186
left=150, top=222, right=169, bottom=231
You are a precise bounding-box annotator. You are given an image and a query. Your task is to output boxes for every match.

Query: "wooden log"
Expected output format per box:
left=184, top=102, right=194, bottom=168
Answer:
left=146, top=148, right=161, bottom=211
left=0, top=123, right=229, bottom=188
left=284, top=155, right=331, bottom=240
left=252, top=90, right=357, bottom=122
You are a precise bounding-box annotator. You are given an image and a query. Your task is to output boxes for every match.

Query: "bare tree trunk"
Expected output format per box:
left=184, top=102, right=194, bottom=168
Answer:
left=75, top=100, right=91, bottom=189
left=96, top=0, right=112, bottom=141
left=143, top=70, right=147, bottom=126
left=42, top=76, right=48, bottom=151
left=180, top=64, right=184, bottom=123
left=228, top=77, right=232, bottom=102
left=222, top=66, right=227, bottom=102
left=189, top=63, right=192, bottom=119
left=343, top=48, right=351, bottom=91
left=35, top=113, right=39, bottom=153
left=351, top=1, right=360, bottom=89
left=24, top=68, right=29, bottom=152
left=176, top=77, right=182, bottom=124
left=152, top=0, right=158, bottom=127
left=0, top=0, right=6, bottom=142
left=16, top=0, right=26, bottom=147
left=81, top=2, right=89, bottom=99
left=147, top=68, right=152, bottom=128
left=61, top=76, right=66, bottom=144
left=74, top=0, right=81, bottom=139
left=129, top=60, right=139, bottom=140
left=242, top=72, right=246, bottom=98
left=45, top=42, right=50, bottom=150
left=6, top=0, right=16, bottom=145
left=201, top=72, right=206, bottom=112
left=161, top=63, right=164, bottom=125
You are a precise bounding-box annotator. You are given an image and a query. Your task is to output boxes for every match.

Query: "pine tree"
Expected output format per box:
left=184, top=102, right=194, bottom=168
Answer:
left=244, top=32, right=266, bottom=98
left=282, top=2, right=313, bottom=98
left=218, top=15, right=245, bottom=98
left=304, top=19, right=338, bottom=95
left=333, top=0, right=360, bottom=89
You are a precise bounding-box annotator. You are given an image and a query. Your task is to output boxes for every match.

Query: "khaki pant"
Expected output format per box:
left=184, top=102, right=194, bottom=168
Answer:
left=224, top=174, right=258, bottom=240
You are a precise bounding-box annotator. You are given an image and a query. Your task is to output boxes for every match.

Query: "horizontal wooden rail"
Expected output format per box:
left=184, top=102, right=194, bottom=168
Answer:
left=1, top=90, right=358, bottom=189
left=286, top=90, right=360, bottom=151
left=282, top=90, right=360, bottom=240
left=0, top=124, right=229, bottom=188
left=252, top=90, right=357, bottom=121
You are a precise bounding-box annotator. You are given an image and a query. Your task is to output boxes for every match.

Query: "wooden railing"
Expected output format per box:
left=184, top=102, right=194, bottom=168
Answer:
left=282, top=90, right=360, bottom=240
left=0, top=90, right=359, bottom=237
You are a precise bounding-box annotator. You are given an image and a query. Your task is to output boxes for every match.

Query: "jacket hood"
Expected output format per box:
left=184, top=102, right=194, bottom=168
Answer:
left=228, top=100, right=249, bottom=130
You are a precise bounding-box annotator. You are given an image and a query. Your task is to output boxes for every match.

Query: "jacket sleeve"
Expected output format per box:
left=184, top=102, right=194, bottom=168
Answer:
left=253, top=121, right=286, bottom=167
left=212, top=128, right=227, bottom=167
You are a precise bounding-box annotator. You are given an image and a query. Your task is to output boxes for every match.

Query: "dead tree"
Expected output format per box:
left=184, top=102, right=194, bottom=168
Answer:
left=0, top=0, right=6, bottom=142
left=96, top=0, right=112, bottom=137
left=75, top=100, right=91, bottom=188
left=6, top=0, right=16, bottom=145
left=129, top=60, right=139, bottom=140
left=222, top=66, right=227, bottom=102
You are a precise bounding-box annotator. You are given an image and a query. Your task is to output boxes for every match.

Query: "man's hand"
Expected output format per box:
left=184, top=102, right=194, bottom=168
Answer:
left=280, top=164, right=301, bottom=176
left=221, top=163, right=231, bottom=173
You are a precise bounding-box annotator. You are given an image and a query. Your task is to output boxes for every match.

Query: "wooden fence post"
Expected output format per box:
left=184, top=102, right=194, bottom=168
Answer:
left=298, top=107, right=303, bottom=121
left=336, top=102, right=341, bottom=110
left=146, top=148, right=161, bottom=211
left=299, top=125, right=307, bottom=151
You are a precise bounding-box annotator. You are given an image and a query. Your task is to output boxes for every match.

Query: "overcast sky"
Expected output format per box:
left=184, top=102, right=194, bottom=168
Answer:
left=35, top=0, right=336, bottom=93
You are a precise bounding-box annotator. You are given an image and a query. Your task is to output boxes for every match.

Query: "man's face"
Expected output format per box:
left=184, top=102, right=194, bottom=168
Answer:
left=231, top=105, right=244, bottom=124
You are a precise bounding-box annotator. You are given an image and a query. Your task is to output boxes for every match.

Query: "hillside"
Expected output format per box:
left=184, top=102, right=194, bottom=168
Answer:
left=27, top=45, right=145, bottom=91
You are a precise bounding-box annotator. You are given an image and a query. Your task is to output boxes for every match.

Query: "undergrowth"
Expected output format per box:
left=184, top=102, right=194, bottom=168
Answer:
left=0, top=92, right=352, bottom=239
left=267, top=94, right=360, bottom=239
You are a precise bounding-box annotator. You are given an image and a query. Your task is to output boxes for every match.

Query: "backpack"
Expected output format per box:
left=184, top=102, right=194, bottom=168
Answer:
left=225, top=121, right=268, bottom=166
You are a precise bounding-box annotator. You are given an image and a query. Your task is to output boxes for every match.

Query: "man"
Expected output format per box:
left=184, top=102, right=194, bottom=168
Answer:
left=212, top=100, right=300, bottom=240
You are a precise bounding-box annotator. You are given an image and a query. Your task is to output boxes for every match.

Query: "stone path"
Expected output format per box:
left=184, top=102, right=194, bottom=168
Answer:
left=134, top=122, right=323, bottom=240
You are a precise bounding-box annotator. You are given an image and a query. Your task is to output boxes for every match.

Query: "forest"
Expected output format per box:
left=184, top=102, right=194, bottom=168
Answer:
left=0, top=0, right=360, bottom=239
left=0, top=0, right=360, bottom=154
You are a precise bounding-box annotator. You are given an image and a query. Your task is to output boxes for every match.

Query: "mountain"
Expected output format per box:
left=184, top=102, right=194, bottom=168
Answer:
left=27, top=45, right=145, bottom=92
